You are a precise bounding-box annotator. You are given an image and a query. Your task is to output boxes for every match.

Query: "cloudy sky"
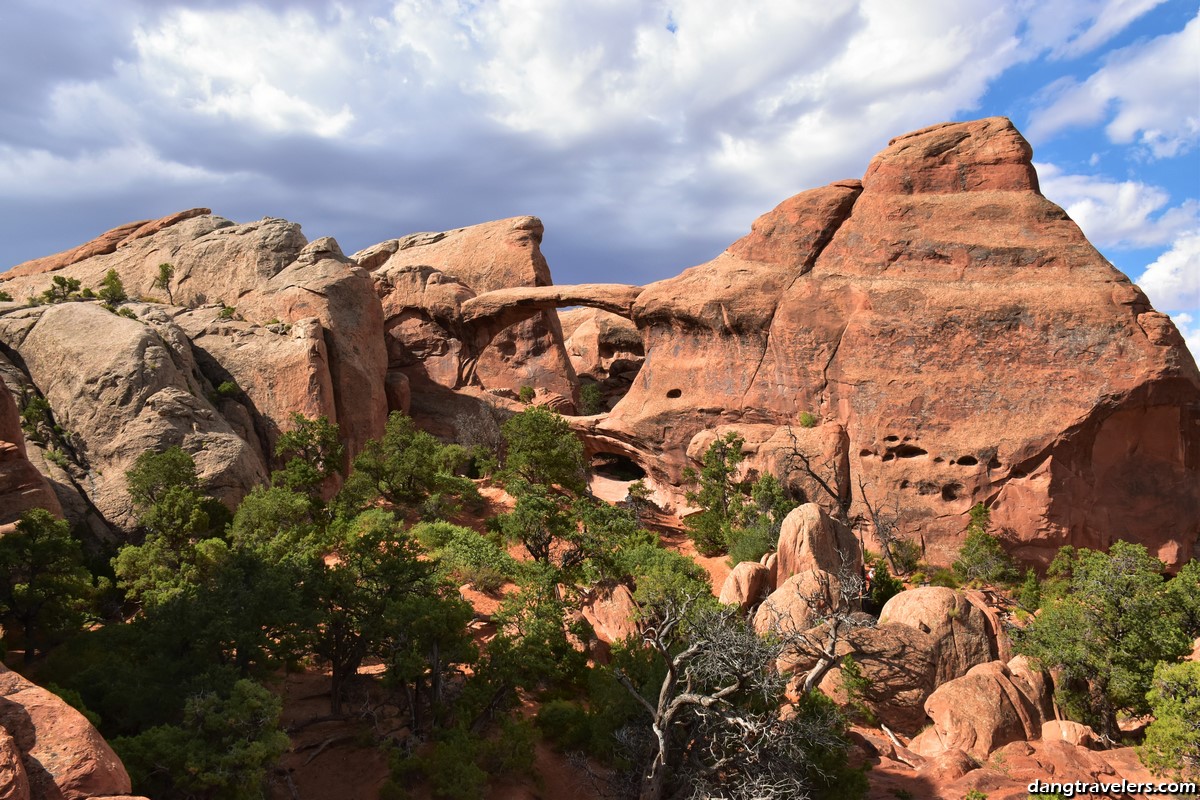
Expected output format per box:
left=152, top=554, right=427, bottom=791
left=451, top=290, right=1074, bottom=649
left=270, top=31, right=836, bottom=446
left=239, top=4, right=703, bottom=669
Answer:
left=1, top=0, right=1197, bottom=354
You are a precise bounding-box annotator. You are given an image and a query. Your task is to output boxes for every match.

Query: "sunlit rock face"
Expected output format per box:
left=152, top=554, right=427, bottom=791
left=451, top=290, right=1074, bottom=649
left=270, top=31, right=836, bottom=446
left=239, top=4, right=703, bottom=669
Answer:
left=1, top=117, right=1196, bottom=568
left=598, top=117, right=1200, bottom=568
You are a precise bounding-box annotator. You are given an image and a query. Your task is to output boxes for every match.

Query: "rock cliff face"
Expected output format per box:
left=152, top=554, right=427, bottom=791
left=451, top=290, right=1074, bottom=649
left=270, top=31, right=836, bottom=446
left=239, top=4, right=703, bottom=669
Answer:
left=1, top=116, right=1196, bottom=567
left=596, top=117, right=1200, bottom=567
left=0, top=381, right=61, bottom=531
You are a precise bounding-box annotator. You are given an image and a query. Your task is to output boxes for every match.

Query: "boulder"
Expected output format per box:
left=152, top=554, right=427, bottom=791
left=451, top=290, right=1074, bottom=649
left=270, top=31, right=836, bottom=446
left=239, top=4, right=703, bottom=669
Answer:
left=914, top=747, right=978, bottom=784
left=0, top=302, right=267, bottom=529
left=879, top=587, right=995, bottom=683
left=582, top=583, right=638, bottom=645
left=753, top=572, right=828, bottom=635
left=718, top=561, right=770, bottom=613
left=0, top=663, right=132, bottom=800
left=1040, top=720, right=1095, bottom=748
left=0, top=379, right=62, bottom=530
left=909, top=660, right=1048, bottom=759
left=816, top=622, right=941, bottom=735
left=774, top=503, right=861, bottom=587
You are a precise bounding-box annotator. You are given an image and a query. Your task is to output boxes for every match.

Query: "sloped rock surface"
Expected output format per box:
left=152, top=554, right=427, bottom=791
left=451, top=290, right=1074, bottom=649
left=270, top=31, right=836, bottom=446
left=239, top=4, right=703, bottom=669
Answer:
left=0, top=302, right=267, bottom=528
left=0, top=664, right=132, bottom=800
left=0, top=379, right=62, bottom=531
left=718, top=561, right=770, bottom=612
left=599, top=116, right=1199, bottom=568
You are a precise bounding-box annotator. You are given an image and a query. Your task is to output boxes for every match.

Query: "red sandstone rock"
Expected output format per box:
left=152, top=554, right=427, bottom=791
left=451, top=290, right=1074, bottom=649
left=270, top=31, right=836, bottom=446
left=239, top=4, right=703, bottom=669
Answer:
left=915, top=747, right=979, bottom=784
left=718, top=561, right=770, bottom=613
left=774, top=503, right=861, bottom=588
left=879, top=587, right=995, bottom=683
left=0, top=380, right=62, bottom=530
left=360, top=217, right=577, bottom=400
left=0, top=728, right=30, bottom=800
left=582, top=583, right=638, bottom=645
left=0, top=664, right=132, bottom=800
left=817, top=622, right=941, bottom=735
left=601, top=116, right=1200, bottom=569
left=909, top=660, right=1048, bottom=759
left=1041, top=720, right=1096, bottom=748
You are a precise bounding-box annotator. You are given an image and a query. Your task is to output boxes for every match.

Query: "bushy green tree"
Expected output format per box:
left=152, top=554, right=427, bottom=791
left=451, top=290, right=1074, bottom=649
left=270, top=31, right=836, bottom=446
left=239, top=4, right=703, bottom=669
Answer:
left=341, top=411, right=479, bottom=515
left=500, top=406, right=585, bottom=493
left=952, top=503, right=1017, bottom=585
left=153, top=262, right=175, bottom=303
left=272, top=413, right=344, bottom=497
left=0, top=509, right=92, bottom=661
left=1139, top=660, right=1200, bottom=780
left=113, top=679, right=289, bottom=800
left=314, top=510, right=473, bottom=716
left=97, top=269, right=127, bottom=305
left=579, top=382, right=605, bottom=414
left=41, top=275, right=82, bottom=303
left=1014, top=542, right=1191, bottom=738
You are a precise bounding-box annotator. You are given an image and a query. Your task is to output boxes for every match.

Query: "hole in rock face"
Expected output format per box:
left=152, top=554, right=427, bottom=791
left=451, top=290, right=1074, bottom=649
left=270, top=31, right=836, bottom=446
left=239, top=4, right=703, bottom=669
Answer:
left=892, top=444, right=927, bottom=459
left=988, top=457, right=1001, bottom=469
left=666, top=388, right=682, bottom=398
left=590, top=452, right=647, bottom=481
left=859, top=449, right=874, bottom=457
left=941, top=483, right=963, bottom=501
left=884, top=435, right=900, bottom=442
left=933, top=456, right=944, bottom=463
left=955, top=455, right=978, bottom=466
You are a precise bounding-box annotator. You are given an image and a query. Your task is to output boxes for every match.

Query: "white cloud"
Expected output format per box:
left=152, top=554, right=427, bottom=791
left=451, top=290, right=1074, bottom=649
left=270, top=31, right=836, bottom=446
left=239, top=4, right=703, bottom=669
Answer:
left=1029, top=12, right=1200, bottom=157
left=1024, top=0, right=1167, bottom=59
left=1169, top=312, right=1200, bottom=361
left=1137, top=232, right=1200, bottom=311
left=128, top=7, right=356, bottom=138
left=1036, top=162, right=1198, bottom=249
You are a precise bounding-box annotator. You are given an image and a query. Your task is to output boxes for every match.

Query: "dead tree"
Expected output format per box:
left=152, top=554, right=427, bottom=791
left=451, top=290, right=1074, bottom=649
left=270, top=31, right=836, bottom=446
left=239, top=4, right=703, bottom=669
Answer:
left=781, top=426, right=850, bottom=522
left=615, top=596, right=855, bottom=800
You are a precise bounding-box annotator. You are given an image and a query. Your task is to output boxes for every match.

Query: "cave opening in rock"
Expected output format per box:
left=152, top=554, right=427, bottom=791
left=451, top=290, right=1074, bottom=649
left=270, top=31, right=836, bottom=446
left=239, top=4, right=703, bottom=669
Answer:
left=666, top=388, right=682, bottom=398
left=954, top=455, right=978, bottom=466
left=590, top=452, right=647, bottom=482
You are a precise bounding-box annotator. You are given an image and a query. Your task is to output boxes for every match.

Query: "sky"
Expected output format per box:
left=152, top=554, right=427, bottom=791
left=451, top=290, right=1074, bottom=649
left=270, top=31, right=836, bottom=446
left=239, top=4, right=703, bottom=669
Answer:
left=1, top=0, right=1197, bottom=356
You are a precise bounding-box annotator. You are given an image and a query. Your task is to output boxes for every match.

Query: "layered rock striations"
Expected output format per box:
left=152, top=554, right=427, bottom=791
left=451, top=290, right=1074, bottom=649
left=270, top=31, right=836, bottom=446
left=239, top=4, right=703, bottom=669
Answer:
left=1, top=116, right=1196, bottom=567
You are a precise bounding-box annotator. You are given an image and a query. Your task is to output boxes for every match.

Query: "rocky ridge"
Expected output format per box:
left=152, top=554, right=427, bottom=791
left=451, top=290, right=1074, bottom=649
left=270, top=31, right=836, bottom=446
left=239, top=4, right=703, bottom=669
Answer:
left=1, top=115, right=1196, bottom=567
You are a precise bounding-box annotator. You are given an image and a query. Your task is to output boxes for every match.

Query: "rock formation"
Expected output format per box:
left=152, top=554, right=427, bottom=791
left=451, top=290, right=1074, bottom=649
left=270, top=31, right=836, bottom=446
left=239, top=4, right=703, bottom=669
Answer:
left=0, top=663, right=147, bottom=800
left=0, top=380, right=61, bottom=531
left=2, top=115, right=1196, bottom=568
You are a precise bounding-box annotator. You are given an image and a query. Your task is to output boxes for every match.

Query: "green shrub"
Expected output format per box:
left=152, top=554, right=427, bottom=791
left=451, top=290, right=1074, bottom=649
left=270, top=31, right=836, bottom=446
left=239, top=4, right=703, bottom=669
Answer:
left=869, top=562, right=904, bottom=608
left=952, top=503, right=1017, bottom=586
left=217, top=305, right=236, bottom=320
left=797, top=411, right=818, bottom=428
left=928, top=567, right=960, bottom=588
left=41, top=275, right=82, bottom=304
left=536, top=699, right=591, bottom=751
left=579, top=382, right=605, bottom=414
left=97, top=269, right=128, bottom=305
left=1017, top=568, right=1041, bottom=612
left=0, top=290, right=12, bottom=302
left=890, top=538, right=922, bottom=574
left=426, top=727, right=487, bottom=800
left=726, top=521, right=775, bottom=566
left=518, top=385, right=535, bottom=404
left=116, top=307, right=138, bottom=319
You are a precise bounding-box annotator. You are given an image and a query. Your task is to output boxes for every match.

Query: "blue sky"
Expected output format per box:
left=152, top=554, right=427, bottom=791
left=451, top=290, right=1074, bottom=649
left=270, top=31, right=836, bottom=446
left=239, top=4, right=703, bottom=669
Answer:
left=1, top=0, right=1196, bottom=355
